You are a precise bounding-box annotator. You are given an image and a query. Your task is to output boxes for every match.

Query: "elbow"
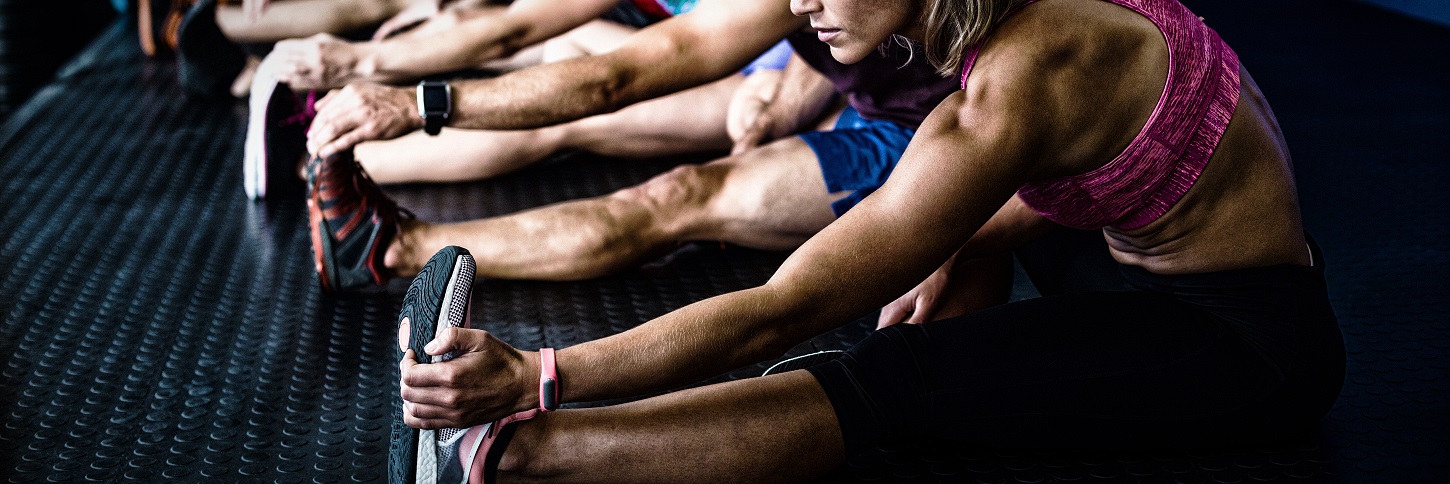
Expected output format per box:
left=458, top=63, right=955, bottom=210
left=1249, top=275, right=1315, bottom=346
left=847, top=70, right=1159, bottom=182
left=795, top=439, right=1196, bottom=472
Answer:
left=730, top=285, right=828, bottom=367
left=470, top=24, right=531, bottom=66
left=591, top=60, right=641, bottom=114
left=594, top=35, right=691, bottom=113
left=739, top=326, right=800, bottom=368
left=495, top=22, right=536, bottom=60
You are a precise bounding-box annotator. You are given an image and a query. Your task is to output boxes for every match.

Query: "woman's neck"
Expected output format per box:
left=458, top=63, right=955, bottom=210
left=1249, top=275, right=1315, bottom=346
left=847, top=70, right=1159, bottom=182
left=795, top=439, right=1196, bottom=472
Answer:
left=898, top=16, right=928, bottom=42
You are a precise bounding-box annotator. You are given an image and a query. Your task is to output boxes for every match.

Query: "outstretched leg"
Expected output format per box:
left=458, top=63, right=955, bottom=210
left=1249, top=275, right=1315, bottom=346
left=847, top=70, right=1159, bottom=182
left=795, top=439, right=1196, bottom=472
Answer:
left=383, top=133, right=842, bottom=280
left=537, top=18, right=639, bottom=61
left=354, top=73, right=744, bottom=184
left=498, top=370, right=845, bottom=483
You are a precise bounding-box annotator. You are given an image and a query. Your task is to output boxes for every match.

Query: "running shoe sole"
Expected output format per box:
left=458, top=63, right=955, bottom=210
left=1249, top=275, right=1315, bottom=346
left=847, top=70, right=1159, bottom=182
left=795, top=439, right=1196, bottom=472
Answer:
left=245, top=77, right=277, bottom=200
left=245, top=79, right=307, bottom=200
left=390, top=246, right=476, bottom=484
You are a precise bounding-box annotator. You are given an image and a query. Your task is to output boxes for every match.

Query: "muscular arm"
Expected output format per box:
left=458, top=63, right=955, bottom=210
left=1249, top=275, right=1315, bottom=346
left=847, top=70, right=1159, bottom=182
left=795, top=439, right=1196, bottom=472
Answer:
left=360, top=0, right=621, bottom=83
left=402, top=53, right=1069, bottom=428
left=874, top=195, right=1056, bottom=326
left=445, top=0, right=802, bottom=129
left=556, top=87, right=1049, bottom=404
left=401, top=12, right=1161, bottom=429
left=307, top=0, right=804, bottom=158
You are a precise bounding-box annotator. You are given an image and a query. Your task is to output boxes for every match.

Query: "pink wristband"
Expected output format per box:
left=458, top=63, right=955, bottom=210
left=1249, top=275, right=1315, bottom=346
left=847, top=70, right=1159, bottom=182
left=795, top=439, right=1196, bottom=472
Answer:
left=539, top=348, right=558, bottom=411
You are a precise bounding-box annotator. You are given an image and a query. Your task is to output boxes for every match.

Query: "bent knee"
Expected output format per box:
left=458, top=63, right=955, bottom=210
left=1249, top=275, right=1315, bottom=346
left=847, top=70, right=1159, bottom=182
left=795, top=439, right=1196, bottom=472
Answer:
left=612, top=164, right=724, bottom=212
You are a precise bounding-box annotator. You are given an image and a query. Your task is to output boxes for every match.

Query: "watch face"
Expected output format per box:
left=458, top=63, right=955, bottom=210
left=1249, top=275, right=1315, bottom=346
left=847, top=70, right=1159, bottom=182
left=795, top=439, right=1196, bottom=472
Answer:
left=422, top=84, right=449, bottom=114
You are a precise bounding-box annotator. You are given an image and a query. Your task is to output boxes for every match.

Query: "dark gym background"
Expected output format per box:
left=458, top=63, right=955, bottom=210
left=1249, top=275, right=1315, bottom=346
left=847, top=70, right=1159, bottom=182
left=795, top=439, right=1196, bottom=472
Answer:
left=3, top=0, right=1448, bottom=482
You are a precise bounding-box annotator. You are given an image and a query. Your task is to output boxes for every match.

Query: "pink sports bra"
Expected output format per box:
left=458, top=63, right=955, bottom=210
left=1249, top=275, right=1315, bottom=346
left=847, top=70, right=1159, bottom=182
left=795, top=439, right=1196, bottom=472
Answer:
left=958, top=0, right=1241, bottom=230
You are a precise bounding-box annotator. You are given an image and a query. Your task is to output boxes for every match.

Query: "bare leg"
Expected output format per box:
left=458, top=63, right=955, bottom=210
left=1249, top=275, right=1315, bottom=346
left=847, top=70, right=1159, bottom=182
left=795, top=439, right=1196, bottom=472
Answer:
left=478, top=43, right=547, bottom=72
left=539, top=19, right=638, bottom=61
left=383, top=127, right=846, bottom=279
left=499, top=370, right=845, bottom=483
left=217, top=0, right=412, bottom=43
left=355, top=74, right=744, bottom=184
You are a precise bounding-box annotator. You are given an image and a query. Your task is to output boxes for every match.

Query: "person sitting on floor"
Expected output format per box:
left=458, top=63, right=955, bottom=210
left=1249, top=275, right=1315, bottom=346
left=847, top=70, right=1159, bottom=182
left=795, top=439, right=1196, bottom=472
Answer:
left=256, top=0, right=700, bottom=91
left=144, top=0, right=432, bottom=96
left=179, top=0, right=679, bottom=96
left=248, top=0, right=798, bottom=195
left=381, top=0, right=1347, bottom=481
left=300, top=0, right=1019, bottom=311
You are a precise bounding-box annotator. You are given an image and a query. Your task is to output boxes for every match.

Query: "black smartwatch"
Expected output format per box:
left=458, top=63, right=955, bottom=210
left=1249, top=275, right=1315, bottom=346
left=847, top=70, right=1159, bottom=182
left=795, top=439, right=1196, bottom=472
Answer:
left=416, top=80, right=451, bottom=136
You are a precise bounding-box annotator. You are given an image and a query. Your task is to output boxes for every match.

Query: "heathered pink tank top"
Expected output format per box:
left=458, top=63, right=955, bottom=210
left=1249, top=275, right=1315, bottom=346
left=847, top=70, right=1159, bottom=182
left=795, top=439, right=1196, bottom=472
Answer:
left=958, top=0, right=1241, bottom=230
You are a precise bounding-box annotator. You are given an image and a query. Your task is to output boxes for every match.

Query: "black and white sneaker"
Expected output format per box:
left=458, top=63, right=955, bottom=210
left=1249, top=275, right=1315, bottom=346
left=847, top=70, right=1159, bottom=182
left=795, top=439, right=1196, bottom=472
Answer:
left=244, top=76, right=314, bottom=200
left=390, top=246, right=477, bottom=484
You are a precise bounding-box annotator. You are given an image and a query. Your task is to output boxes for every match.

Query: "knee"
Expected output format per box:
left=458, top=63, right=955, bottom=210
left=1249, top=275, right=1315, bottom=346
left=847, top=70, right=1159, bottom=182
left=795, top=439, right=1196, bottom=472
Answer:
left=612, top=164, right=721, bottom=215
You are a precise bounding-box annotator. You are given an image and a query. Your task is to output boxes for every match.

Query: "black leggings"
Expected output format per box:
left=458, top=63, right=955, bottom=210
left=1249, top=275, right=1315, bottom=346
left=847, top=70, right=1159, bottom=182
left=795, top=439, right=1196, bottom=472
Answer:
left=807, top=239, right=1345, bottom=453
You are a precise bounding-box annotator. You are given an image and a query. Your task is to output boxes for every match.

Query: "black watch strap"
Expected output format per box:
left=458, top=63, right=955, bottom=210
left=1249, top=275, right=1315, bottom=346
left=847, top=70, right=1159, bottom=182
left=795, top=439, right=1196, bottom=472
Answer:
left=424, top=113, right=445, bottom=136
left=417, top=80, right=451, bottom=136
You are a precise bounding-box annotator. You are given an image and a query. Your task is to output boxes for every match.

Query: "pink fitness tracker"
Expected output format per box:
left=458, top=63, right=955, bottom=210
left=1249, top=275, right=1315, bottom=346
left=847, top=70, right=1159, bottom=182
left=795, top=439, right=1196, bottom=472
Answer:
left=539, top=348, right=559, bottom=412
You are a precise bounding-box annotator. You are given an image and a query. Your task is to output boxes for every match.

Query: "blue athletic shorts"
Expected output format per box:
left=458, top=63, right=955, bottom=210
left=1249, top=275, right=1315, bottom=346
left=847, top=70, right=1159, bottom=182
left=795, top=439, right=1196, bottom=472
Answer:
left=798, top=107, right=916, bottom=216
left=741, top=41, right=793, bottom=75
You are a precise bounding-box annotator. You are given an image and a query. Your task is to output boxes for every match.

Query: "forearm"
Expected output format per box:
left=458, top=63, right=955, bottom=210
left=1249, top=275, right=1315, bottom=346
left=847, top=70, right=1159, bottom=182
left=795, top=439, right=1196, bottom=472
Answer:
left=444, top=55, right=708, bottom=130
left=363, top=1, right=606, bottom=83
left=346, top=68, right=615, bottom=133
left=306, top=0, right=801, bottom=158
left=362, top=20, right=524, bottom=83
left=554, top=284, right=835, bottom=404
left=546, top=198, right=979, bottom=405
left=436, top=0, right=803, bottom=130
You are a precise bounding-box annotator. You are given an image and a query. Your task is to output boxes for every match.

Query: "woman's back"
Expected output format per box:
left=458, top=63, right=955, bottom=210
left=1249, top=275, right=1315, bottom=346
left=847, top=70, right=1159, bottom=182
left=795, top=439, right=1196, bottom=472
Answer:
left=964, top=0, right=1309, bottom=273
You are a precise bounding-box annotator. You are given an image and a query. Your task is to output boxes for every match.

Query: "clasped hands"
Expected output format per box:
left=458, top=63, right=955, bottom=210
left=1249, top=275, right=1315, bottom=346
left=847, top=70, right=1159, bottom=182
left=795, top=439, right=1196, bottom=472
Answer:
left=398, top=327, right=539, bottom=430
left=304, top=82, right=421, bottom=159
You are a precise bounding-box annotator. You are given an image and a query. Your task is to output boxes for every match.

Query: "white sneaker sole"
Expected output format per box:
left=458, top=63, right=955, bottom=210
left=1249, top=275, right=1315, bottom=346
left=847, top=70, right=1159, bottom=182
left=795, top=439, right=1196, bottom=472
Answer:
left=243, top=72, right=280, bottom=200
left=415, top=253, right=475, bottom=484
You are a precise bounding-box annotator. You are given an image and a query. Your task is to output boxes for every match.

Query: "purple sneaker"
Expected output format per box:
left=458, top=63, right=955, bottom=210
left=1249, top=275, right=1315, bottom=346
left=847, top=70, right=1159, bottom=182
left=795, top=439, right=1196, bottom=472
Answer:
left=245, top=78, right=316, bottom=200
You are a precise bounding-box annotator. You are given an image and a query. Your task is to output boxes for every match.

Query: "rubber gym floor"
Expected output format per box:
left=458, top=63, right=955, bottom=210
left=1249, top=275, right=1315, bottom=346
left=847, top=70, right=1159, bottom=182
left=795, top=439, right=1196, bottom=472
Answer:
left=2, top=0, right=1447, bottom=482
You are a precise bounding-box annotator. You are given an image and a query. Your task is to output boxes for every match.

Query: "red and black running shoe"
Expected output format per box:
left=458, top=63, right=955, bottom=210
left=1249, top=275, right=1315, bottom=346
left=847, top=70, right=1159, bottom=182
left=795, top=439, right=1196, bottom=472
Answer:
left=306, top=150, right=408, bottom=292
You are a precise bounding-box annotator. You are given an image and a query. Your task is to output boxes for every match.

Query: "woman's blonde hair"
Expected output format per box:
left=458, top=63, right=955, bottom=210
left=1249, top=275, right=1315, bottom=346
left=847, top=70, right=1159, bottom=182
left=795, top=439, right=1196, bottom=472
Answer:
left=922, top=0, right=1031, bottom=76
